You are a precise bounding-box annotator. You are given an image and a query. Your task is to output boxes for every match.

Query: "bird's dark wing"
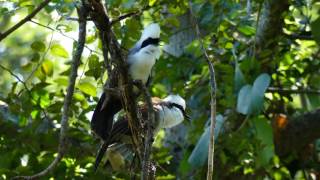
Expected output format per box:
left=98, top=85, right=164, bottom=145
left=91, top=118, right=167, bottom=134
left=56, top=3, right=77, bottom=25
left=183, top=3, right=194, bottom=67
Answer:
left=91, top=93, right=123, bottom=140
left=94, top=116, right=131, bottom=172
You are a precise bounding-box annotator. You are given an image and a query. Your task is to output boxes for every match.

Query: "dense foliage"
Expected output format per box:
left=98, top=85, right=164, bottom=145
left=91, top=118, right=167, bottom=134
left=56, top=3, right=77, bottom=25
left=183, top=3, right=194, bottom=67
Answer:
left=0, top=0, right=320, bottom=179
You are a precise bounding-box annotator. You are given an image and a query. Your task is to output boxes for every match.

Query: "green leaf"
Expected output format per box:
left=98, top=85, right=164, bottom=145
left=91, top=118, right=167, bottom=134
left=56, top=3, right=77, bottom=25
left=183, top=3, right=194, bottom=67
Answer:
left=237, top=25, right=256, bottom=36
left=199, top=2, right=213, bottom=25
left=236, top=85, right=252, bottom=114
left=50, top=44, right=69, bottom=58
left=311, top=17, right=320, bottom=45
left=188, top=126, right=210, bottom=168
left=77, top=82, right=96, bottom=96
left=237, top=73, right=270, bottom=115
left=88, top=54, right=99, bottom=70
left=41, top=60, right=53, bottom=76
left=86, top=33, right=97, bottom=44
left=253, top=117, right=274, bottom=167
left=30, top=53, right=40, bottom=62
left=56, top=24, right=73, bottom=32
left=188, top=115, right=224, bottom=168
left=123, top=0, right=135, bottom=9
left=148, top=0, right=156, bottom=6
left=250, top=73, right=271, bottom=113
left=35, top=68, right=46, bottom=81
left=31, top=41, right=46, bottom=52
left=234, top=62, right=246, bottom=93
left=54, top=77, right=68, bottom=86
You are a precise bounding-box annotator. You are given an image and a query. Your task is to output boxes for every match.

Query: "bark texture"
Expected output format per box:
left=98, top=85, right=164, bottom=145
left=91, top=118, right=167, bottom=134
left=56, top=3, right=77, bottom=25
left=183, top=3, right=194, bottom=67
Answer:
left=275, top=109, right=320, bottom=156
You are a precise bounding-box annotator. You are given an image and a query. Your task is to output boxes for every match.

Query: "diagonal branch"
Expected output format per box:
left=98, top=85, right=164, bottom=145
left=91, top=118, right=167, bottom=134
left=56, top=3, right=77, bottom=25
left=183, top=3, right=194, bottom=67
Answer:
left=86, top=0, right=142, bottom=158
left=85, top=1, right=155, bottom=178
left=136, top=81, right=156, bottom=179
left=0, top=0, right=51, bottom=42
left=12, top=5, right=88, bottom=180
left=188, top=2, right=217, bottom=180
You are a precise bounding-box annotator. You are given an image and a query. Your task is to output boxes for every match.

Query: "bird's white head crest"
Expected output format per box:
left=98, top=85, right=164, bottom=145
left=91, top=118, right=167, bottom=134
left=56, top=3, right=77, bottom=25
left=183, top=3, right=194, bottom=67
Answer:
left=163, top=95, right=186, bottom=110
left=140, top=23, right=160, bottom=41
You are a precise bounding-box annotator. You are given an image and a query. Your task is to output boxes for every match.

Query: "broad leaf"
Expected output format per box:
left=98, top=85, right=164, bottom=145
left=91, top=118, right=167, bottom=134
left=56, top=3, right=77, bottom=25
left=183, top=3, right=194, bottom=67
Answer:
left=51, top=44, right=69, bottom=58
left=188, top=115, right=224, bottom=168
left=311, top=17, right=320, bottom=45
left=236, top=85, right=252, bottom=114
left=253, top=117, right=274, bottom=167
left=31, top=41, right=46, bottom=52
left=237, top=73, right=271, bottom=115
left=77, top=82, right=96, bottom=96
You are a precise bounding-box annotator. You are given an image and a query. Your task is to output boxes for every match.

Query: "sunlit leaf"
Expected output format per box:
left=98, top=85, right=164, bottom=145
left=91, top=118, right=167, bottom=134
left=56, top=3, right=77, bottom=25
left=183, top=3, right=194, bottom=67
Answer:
left=77, top=82, right=96, bottom=96
left=88, top=54, right=99, bottom=70
left=41, top=60, right=54, bottom=76
left=50, top=44, right=69, bottom=58
left=237, top=25, right=256, bottom=36
left=54, top=77, right=68, bottom=86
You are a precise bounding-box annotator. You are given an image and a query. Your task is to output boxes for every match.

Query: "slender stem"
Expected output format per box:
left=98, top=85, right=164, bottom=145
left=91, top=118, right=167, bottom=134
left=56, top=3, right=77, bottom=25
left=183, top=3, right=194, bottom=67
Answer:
left=12, top=5, right=88, bottom=179
left=267, top=87, right=320, bottom=94
left=188, top=2, right=217, bottom=180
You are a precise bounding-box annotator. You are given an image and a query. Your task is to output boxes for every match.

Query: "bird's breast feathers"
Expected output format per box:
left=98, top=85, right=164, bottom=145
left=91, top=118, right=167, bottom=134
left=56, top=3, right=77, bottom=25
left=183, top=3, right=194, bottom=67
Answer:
left=157, top=106, right=184, bottom=129
left=128, top=45, right=159, bottom=83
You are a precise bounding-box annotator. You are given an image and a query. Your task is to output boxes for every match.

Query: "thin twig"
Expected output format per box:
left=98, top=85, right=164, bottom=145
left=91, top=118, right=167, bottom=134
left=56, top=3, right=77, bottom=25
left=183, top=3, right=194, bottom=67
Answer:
left=110, top=11, right=143, bottom=25
left=188, top=2, right=217, bottom=180
left=13, top=5, right=88, bottom=179
left=0, top=64, right=28, bottom=90
left=0, top=64, right=50, bottom=121
left=25, top=26, right=54, bottom=83
left=0, top=0, right=51, bottom=41
left=267, top=87, right=320, bottom=94
left=28, top=19, right=100, bottom=55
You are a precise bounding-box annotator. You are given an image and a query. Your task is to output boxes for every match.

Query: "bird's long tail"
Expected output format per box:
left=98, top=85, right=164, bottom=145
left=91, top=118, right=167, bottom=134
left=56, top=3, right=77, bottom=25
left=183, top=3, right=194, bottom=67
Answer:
left=94, top=141, right=110, bottom=172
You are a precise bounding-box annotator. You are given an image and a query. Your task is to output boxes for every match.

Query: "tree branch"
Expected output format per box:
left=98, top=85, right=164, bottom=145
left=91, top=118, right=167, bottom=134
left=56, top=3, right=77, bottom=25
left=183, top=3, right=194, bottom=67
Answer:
left=85, top=0, right=146, bottom=173
left=12, top=5, right=88, bottom=179
left=0, top=0, right=51, bottom=42
left=110, top=9, right=145, bottom=25
left=267, top=87, right=320, bottom=95
left=137, top=81, right=156, bottom=179
left=275, top=109, right=320, bottom=156
left=188, top=2, right=217, bottom=180
left=255, top=0, right=289, bottom=54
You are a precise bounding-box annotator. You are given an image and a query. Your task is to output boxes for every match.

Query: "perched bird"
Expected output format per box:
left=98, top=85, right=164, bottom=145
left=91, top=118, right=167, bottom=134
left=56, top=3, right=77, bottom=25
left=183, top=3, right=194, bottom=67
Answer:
left=91, top=23, right=161, bottom=141
left=94, top=95, right=189, bottom=171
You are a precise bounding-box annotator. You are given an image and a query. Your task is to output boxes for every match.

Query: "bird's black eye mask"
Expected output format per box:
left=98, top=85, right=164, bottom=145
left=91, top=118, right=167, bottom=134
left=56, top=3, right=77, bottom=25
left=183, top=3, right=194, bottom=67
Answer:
left=141, top=37, right=160, bottom=49
left=170, top=103, right=190, bottom=121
